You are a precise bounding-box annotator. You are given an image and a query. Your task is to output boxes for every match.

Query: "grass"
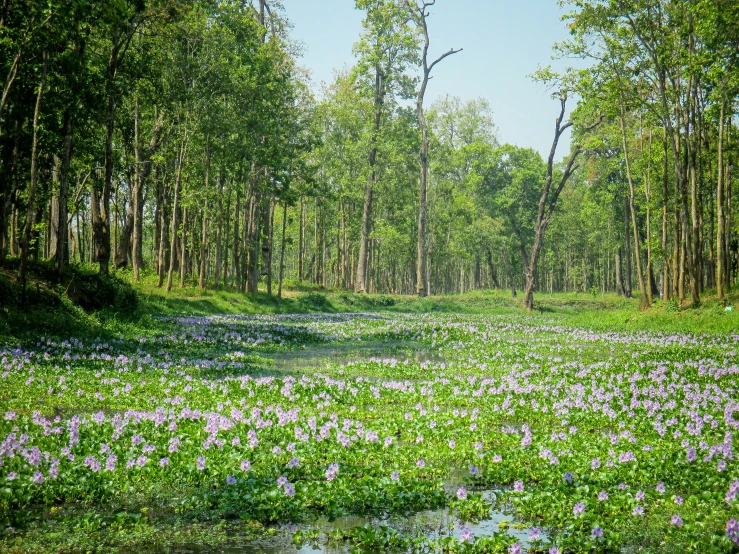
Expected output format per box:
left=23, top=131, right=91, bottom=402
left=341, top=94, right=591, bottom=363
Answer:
left=1, top=258, right=738, bottom=344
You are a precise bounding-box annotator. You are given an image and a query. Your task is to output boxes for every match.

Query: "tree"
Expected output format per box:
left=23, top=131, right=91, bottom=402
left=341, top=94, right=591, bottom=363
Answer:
left=352, top=0, right=417, bottom=293
left=405, top=0, right=461, bottom=297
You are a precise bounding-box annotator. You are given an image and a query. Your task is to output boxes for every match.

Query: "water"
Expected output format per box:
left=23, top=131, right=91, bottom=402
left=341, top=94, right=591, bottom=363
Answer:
left=156, top=471, right=544, bottom=554
left=262, top=342, right=447, bottom=372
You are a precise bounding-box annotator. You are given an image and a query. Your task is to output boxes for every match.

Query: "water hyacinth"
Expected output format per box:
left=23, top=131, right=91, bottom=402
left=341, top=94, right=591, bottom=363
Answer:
left=727, top=519, right=739, bottom=545
left=2, top=312, right=739, bottom=551
left=573, top=502, right=585, bottom=516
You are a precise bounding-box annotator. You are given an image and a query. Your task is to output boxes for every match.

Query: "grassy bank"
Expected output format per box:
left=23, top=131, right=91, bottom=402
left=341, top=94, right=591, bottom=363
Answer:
left=1, top=259, right=737, bottom=343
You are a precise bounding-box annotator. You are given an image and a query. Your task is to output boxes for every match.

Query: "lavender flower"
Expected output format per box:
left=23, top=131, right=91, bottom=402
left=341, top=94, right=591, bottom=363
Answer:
left=727, top=518, right=739, bottom=545
left=456, top=486, right=467, bottom=500
left=325, top=463, right=339, bottom=481
left=671, top=514, right=683, bottom=526
left=573, top=502, right=585, bottom=516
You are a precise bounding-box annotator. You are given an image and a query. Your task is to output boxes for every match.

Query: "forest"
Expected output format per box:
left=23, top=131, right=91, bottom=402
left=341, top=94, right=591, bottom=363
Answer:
left=1, top=0, right=738, bottom=310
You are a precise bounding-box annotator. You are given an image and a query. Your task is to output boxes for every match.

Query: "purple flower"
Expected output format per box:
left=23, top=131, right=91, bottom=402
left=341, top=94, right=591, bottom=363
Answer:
left=514, top=480, right=524, bottom=493
left=196, top=456, right=206, bottom=471
left=460, top=526, right=472, bottom=543
left=564, top=472, right=573, bottom=484
left=675, top=495, right=684, bottom=505
left=226, top=475, right=237, bottom=485
left=456, top=486, right=467, bottom=500
left=283, top=482, right=295, bottom=497
left=592, top=526, right=603, bottom=538
left=32, top=471, right=44, bottom=484
left=573, top=502, right=585, bottom=516
left=671, top=514, right=683, bottom=526
left=241, top=459, right=251, bottom=472
left=549, top=548, right=561, bottom=554
left=632, top=505, right=644, bottom=516
left=449, top=440, right=456, bottom=449
left=656, top=482, right=666, bottom=493
left=492, top=454, right=502, bottom=463
left=288, top=457, right=299, bottom=469
left=591, top=457, right=601, bottom=470
left=636, top=490, right=645, bottom=502
left=277, top=475, right=288, bottom=488
left=686, top=447, right=696, bottom=463
left=726, top=481, right=739, bottom=503
left=726, top=518, right=739, bottom=545
left=391, top=471, right=399, bottom=481
left=509, top=542, right=523, bottom=554
left=416, top=459, right=425, bottom=468
left=469, top=464, right=479, bottom=476
left=598, top=491, right=609, bottom=502
left=7, top=472, right=17, bottom=481
left=325, top=463, right=339, bottom=481
left=159, top=457, right=169, bottom=467
left=529, top=526, right=541, bottom=540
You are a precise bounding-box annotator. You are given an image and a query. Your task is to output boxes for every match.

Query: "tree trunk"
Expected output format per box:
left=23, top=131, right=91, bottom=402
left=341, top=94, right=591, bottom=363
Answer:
left=215, top=159, right=225, bottom=288
left=615, top=247, right=625, bottom=296
left=661, top=127, right=669, bottom=300
left=166, top=120, right=188, bottom=291
left=54, top=108, right=73, bottom=276
left=278, top=200, right=288, bottom=299
left=179, top=206, right=187, bottom=288
left=717, top=100, right=726, bottom=300
left=298, top=196, right=304, bottom=281
left=355, top=63, right=384, bottom=294
left=18, top=50, right=48, bottom=288
left=355, top=180, right=372, bottom=293
left=199, top=141, right=211, bottom=290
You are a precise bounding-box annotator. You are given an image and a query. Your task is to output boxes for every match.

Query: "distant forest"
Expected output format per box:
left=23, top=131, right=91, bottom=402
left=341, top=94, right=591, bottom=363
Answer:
left=1, top=0, right=738, bottom=309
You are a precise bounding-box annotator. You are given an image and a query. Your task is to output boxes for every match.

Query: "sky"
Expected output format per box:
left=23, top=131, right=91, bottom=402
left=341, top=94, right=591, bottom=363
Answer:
left=280, top=0, right=586, bottom=158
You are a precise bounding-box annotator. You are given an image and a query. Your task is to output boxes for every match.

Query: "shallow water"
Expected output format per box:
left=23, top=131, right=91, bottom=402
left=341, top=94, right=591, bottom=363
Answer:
left=262, top=341, right=447, bottom=372
left=161, top=471, right=543, bottom=554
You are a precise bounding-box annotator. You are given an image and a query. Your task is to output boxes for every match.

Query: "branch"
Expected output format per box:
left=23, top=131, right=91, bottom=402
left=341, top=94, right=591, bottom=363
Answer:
left=582, top=114, right=606, bottom=131
left=428, top=47, right=463, bottom=74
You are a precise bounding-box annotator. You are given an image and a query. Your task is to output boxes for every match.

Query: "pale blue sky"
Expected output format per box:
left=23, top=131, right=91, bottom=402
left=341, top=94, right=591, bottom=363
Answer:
left=281, top=0, right=585, bottom=158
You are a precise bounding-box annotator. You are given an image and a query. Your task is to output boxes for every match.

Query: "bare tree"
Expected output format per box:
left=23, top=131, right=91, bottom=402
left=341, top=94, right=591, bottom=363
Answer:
left=406, top=0, right=461, bottom=297
left=522, top=95, right=602, bottom=311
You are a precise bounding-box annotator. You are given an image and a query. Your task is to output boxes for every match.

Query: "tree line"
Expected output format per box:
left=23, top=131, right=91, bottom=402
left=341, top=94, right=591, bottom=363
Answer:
left=1, top=0, right=738, bottom=309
